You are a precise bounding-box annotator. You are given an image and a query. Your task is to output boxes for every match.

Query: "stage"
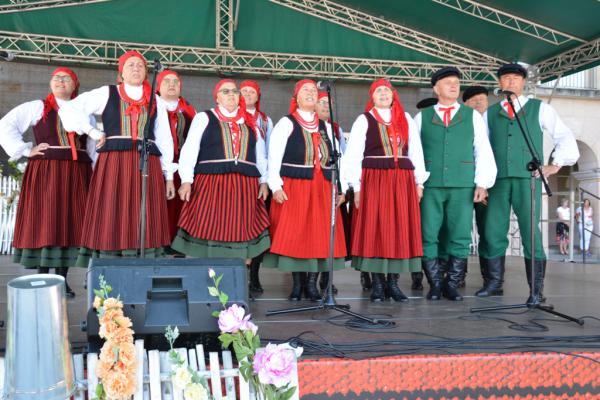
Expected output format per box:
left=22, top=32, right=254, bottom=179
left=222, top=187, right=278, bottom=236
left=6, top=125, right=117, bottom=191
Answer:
left=1, top=255, right=600, bottom=399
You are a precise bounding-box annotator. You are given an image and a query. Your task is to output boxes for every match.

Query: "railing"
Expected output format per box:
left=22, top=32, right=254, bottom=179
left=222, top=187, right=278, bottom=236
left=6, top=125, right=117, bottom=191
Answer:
left=0, top=339, right=300, bottom=399
left=0, top=176, right=18, bottom=254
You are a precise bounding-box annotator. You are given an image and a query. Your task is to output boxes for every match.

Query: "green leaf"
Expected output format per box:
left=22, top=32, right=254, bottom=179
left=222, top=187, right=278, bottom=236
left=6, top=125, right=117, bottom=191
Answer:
left=95, top=382, right=104, bottom=398
left=215, top=274, right=223, bottom=287
left=219, top=292, right=229, bottom=306
left=212, top=310, right=220, bottom=318
left=112, top=345, right=120, bottom=363
left=208, top=286, right=219, bottom=297
left=93, top=289, right=103, bottom=297
left=233, top=341, right=254, bottom=360
left=218, top=333, right=235, bottom=348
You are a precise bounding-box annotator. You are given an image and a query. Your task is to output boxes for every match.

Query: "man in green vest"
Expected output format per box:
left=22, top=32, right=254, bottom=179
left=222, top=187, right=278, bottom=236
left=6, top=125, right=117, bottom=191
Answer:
left=415, top=67, right=497, bottom=301
left=477, top=63, right=579, bottom=305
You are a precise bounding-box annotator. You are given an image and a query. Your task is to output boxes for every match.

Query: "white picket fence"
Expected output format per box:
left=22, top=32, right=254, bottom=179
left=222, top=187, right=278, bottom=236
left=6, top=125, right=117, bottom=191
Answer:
left=0, top=176, right=18, bottom=255
left=0, top=339, right=300, bottom=400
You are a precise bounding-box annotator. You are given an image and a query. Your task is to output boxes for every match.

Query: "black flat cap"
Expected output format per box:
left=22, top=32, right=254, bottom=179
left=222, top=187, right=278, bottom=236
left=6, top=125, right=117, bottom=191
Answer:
left=462, top=86, right=489, bottom=102
left=431, top=66, right=461, bottom=87
left=497, top=63, right=527, bottom=78
left=416, top=97, right=438, bottom=109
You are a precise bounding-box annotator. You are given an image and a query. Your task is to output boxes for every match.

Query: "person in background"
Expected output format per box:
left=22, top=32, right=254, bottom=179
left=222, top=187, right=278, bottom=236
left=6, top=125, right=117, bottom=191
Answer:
left=556, top=198, right=570, bottom=256
left=576, top=198, right=594, bottom=256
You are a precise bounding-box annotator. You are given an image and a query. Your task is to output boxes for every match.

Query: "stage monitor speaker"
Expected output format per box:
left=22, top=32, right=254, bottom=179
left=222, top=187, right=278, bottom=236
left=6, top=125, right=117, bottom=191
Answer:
left=84, top=258, right=248, bottom=348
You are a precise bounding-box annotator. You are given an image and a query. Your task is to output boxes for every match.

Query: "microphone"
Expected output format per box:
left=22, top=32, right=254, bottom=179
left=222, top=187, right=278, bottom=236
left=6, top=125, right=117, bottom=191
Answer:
left=317, top=80, right=333, bottom=90
left=0, top=51, right=15, bottom=61
left=152, top=59, right=163, bottom=72
left=493, top=88, right=515, bottom=96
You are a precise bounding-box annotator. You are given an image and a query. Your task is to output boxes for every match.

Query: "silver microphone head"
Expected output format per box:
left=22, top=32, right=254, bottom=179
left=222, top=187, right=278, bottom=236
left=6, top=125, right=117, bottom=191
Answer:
left=0, top=51, right=15, bottom=61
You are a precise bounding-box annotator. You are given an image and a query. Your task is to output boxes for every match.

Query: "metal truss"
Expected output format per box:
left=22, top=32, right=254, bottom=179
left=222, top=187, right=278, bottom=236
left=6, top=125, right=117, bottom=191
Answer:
left=536, top=38, right=600, bottom=81
left=0, top=30, right=498, bottom=85
left=268, top=0, right=504, bottom=66
left=0, top=0, right=110, bottom=14
left=432, top=0, right=584, bottom=46
left=216, top=0, right=234, bottom=48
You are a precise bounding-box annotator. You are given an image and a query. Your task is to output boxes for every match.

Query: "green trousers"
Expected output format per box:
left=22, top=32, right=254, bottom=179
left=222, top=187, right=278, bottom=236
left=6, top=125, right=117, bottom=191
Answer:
left=478, top=177, right=545, bottom=260
left=421, top=187, right=474, bottom=260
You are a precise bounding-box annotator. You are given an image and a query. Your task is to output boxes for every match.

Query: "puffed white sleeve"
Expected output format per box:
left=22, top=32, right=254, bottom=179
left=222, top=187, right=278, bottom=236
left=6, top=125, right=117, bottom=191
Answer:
left=340, top=114, right=368, bottom=192
left=0, top=100, right=43, bottom=161
left=152, top=101, right=176, bottom=180
left=178, top=112, right=210, bottom=184
left=267, top=117, right=294, bottom=193
left=58, top=86, right=110, bottom=140
left=406, top=112, right=429, bottom=185
left=539, top=102, right=579, bottom=167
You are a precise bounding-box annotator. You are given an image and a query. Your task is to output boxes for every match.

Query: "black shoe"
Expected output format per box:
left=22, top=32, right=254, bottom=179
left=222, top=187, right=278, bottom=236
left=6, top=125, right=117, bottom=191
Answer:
left=525, top=259, right=546, bottom=307
left=37, top=267, right=50, bottom=274
left=442, top=256, right=466, bottom=301
left=288, top=272, right=303, bottom=301
left=55, top=267, right=75, bottom=298
left=475, top=256, right=505, bottom=297
left=249, top=258, right=264, bottom=293
left=386, top=273, right=408, bottom=302
left=305, top=273, right=321, bottom=301
left=360, top=272, right=372, bottom=291
left=318, top=272, right=338, bottom=295
left=370, top=273, right=386, bottom=302
left=422, top=259, right=442, bottom=300
left=411, top=272, right=424, bottom=290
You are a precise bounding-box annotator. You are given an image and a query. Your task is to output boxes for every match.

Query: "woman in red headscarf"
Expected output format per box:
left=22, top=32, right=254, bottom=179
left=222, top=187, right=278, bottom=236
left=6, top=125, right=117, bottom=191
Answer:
left=263, top=79, right=347, bottom=302
left=341, top=79, right=428, bottom=302
left=59, top=50, right=176, bottom=266
left=171, top=79, right=270, bottom=260
left=0, top=67, right=95, bottom=296
left=156, top=70, right=196, bottom=245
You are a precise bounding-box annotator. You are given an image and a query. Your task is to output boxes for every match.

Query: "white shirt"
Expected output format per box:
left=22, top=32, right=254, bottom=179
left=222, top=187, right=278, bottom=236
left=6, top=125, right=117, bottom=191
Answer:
left=58, top=83, right=176, bottom=180
left=247, top=108, right=274, bottom=152
left=483, top=95, right=579, bottom=167
left=178, top=105, right=268, bottom=185
left=326, top=121, right=348, bottom=154
left=0, top=98, right=98, bottom=164
left=268, top=109, right=337, bottom=193
left=341, top=108, right=429, bottom=192
left=414, top=102, right=497, bottom=189
left=556, top=206, right=570, bottom=221
left=576, top=206, right=594, bottom=226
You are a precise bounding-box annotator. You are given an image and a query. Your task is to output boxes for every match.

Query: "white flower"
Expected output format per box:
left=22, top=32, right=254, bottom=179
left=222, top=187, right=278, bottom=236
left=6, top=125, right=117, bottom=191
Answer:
left=16, top=162, right=27, bottom=173
left=184, top=382, right=209, bottom=400
left=208, top=268, right=216, bottom=278
left=172, top=366, right=193, bottom=390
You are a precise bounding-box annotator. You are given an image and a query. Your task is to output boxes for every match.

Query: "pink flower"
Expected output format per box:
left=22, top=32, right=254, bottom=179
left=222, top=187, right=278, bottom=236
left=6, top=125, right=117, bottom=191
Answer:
left=218, top=304, right=252, bottom=334
left=242, top=320, right=258, bottom=335
left=252, top=343, right=298, bottom=388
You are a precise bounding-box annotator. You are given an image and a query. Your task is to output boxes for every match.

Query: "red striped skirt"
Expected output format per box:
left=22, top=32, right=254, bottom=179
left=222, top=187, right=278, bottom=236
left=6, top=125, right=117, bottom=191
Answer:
left=269, top=169, right=346, bottom=259
left=167, top=171, right=183, bottom=241
left=177, top=172, right=269, bottom=242
left=351, top=167, right=422, bottom=259
left=13, top=159, right=91, bottom=249
left=80, top=150, right=170, bottom=251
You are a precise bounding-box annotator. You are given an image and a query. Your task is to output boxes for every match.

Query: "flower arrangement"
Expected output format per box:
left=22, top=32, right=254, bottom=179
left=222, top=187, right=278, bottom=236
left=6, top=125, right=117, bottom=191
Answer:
left=165, top=326, right=211, bottom=400
left=93, top=275, right=137, bottom=400
left=0, top=160, right=27, bottom=210
left=208, top=268, right=302, bottom=400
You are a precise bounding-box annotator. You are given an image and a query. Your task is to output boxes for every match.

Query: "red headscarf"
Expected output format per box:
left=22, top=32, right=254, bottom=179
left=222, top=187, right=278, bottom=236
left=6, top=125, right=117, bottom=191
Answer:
left=318, top=91, right=328, bottom=101
left=288, top=79, right=317, bottom=114
left=365, top=78, right=409, bottom=161
left=240, top=80, right=268, bottom=124
left=156, top=70, right=196, bottom=119
left=43, top=67, right=80, bottom=160
left=117, top=50, right=152, bottom=142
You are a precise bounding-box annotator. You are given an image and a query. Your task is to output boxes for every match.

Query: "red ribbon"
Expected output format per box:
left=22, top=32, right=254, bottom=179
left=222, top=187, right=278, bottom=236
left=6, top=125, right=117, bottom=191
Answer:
left=439, top=106, right=455, bottom=127
left=118, top=82, right=152, bottom=142
left=43, top=93, right=78, bottom=160
left=503, top=101, right=515, bottom=119
left=293, top=111, right=321, bottom=169
left=214, top=107, right=242, bottom=159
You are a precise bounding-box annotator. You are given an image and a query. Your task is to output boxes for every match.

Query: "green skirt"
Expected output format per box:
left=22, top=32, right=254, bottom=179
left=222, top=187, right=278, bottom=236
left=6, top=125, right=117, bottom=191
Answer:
left=75, top=247, right=165, bottom=268
left=13, top=247, right=80, bottom=269
left=352, top=257, right=421, bottom=274
left=171, top=229, right=270, bottom=259
left=262, top=253, right=346, bottom=273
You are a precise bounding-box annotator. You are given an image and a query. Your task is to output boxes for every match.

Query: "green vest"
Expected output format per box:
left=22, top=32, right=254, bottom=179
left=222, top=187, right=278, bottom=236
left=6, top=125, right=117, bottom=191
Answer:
left=421, top=105, right=475, bottom=188
left=487, top=99, right=543, bottom=179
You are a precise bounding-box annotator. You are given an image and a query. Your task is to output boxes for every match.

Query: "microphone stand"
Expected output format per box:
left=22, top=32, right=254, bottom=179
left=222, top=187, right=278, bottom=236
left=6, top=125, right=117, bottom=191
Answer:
left=138, top=59, right=162, bottom=258
left=266, top=82, right=388, bottom=326
left=471, top=93, right=583, bottom=325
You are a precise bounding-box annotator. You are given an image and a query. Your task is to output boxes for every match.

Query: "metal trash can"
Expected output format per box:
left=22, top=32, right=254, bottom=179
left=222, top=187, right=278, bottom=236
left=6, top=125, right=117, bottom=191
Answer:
left=3, top=274, right=75, bottom=399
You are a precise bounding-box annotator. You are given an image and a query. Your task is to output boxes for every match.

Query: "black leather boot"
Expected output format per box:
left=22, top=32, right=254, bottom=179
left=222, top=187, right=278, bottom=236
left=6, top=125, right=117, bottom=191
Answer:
left=370, top=273, right=386, bottom=302
left=37, top=267, right=50, bottom=274
left=422, top=259, right=442, bottom=300
left=318, top=272, right=338, bottom=295
left=360, top=272, right=372, bottom=291
left=525, top=259, right=546, bottom=306
left=305, top=272, right=321, bottom=301
left=411, top=272, right=424, bottom=290
left=288, top=272, right=303, bottom=301
left=475, top=256, right=505, bottom=297
left=248, top=257, right=264, bottom=293
left=443, top=256, right=466, bottom=301
left=386, top=273, right=408, bottom=302
left=458, top=262, right=468, bottom=288
left=55, top=267, right=75, bottom=298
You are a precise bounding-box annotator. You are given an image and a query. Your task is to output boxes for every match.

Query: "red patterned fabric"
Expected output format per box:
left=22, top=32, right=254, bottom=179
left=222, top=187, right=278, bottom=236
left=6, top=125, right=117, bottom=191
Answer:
left=351, top=168, right=422, bottom=259
left=80, top=149, right=170, bottom=250
left=269, top=169, right=346, bottom=259
left=13, top=159, right=91, bottom=248
left=177, top=173, right=269, bottom=242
